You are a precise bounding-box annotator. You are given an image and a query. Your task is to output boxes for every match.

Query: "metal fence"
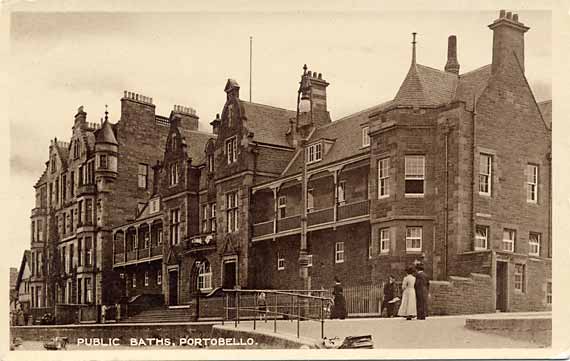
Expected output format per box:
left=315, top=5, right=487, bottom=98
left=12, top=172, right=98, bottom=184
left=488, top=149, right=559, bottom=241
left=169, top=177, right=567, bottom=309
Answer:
left=222, top=289, right=331, bottom=339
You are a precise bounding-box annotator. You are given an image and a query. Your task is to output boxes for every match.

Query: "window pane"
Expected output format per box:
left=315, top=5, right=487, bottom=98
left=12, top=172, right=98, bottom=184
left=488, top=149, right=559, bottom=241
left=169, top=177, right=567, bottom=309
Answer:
left=405, top=179, right=424, bottom=194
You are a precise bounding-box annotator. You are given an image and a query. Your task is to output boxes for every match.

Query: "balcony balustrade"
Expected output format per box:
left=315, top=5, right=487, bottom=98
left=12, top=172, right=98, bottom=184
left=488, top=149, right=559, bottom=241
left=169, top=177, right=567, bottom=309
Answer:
left=307, top=207, right=334, bottom=226
left=338, top=199, right=369, bottom=220
left=277, top=215, right=301, bottom=232
left=114, top=245, right=163, bottom=266
left=253, top=220, right=274, bottom=237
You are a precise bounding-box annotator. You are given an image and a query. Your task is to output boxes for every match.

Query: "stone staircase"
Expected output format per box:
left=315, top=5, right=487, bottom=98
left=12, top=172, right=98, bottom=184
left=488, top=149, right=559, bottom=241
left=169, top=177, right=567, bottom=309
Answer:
left=122, top=306, right=196, bottom=323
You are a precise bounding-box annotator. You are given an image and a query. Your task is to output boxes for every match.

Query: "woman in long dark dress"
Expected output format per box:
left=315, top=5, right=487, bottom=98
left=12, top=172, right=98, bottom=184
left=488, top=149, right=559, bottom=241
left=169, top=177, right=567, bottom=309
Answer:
left=330, top=277, right=347, bottom=319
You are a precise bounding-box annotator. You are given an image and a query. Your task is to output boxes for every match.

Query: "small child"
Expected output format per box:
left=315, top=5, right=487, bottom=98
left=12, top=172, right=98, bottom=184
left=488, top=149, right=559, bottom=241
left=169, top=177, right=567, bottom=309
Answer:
left=257, top=292, right=268, bottom=322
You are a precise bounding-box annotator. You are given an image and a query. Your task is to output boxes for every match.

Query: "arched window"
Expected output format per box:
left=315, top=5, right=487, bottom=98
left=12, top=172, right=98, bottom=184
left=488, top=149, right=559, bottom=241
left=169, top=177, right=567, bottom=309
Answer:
left=197, top=261, right=212, bottom=291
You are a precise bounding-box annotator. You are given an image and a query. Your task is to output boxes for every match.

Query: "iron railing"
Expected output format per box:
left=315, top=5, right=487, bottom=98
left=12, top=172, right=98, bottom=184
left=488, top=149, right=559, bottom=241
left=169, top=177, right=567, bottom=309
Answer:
left=222, top=289, right=332, bottom=339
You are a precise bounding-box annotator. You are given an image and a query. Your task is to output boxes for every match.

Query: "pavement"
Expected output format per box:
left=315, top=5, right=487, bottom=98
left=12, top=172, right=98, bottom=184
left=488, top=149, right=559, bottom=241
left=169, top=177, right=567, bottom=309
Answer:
left=227, top=312, right=551, bottom=348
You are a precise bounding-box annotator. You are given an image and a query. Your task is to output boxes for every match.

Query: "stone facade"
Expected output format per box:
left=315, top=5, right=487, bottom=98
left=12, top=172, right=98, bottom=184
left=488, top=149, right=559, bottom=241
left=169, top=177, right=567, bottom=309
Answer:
left=20, top=10, right=552, bottom=319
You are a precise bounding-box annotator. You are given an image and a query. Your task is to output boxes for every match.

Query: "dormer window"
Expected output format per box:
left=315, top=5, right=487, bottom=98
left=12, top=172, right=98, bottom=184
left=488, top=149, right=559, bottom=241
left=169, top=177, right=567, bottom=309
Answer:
left=226, top=137, right=237, bottom=164
left=307, top=143, right=322, bottom=164
left=51, top=156, right=57, bottom=173
left=362, top=126, right=370, bottom=147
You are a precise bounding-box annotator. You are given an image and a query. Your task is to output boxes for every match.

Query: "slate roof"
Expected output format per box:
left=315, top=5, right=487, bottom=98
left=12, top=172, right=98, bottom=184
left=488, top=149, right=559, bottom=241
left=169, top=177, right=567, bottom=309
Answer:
left=393, top=64, right=458, bottom=107
left=95, top=120, right=118, bottom=145
left=538, top=100, right=552, bottom=129
left=240, top=101, right=297, bottom=148
left=179, top=130, right=216, bottom=165
left=282, top=101, right=393, bottom=177
left=15, top=250, right=31, bottom=291
left=454, top=65, right=493, bottom=110
left=34, top=168, right=48, bottom=188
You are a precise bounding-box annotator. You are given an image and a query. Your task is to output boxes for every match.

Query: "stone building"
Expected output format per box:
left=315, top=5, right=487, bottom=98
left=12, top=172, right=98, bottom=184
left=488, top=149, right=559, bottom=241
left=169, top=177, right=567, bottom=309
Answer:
left=21, top=10, right=551, bottom=317
left=22, top=91, right=212, bottom=322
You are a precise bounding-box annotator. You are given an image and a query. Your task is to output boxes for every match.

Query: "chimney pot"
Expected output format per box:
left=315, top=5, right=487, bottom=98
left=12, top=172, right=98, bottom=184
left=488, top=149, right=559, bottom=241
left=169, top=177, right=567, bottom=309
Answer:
left=506, top=11, right=512, bottom=19
left=318, top=73, right=322, bottom=79
left=513, top=13, right=519, bottom=22
left=500, top=9, right=506, bottom=18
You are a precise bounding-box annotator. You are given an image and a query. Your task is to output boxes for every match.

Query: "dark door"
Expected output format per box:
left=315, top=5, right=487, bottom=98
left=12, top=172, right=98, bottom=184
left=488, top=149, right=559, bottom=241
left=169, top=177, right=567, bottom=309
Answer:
left=496, top=261, right=508, bottom=312
left=169, top=270, right=178, bottom=306
left=223, top=261, right=237, bottom=289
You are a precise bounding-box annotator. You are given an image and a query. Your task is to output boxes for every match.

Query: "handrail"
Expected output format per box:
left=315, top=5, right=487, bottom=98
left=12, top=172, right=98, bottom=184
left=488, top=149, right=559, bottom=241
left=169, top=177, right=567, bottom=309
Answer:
left=222, top=288, right=332, bottom=339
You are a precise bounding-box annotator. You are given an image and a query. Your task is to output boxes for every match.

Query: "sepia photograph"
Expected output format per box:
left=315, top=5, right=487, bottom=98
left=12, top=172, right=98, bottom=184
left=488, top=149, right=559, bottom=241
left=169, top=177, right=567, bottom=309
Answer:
left=3, top=1, right=568, bottom=359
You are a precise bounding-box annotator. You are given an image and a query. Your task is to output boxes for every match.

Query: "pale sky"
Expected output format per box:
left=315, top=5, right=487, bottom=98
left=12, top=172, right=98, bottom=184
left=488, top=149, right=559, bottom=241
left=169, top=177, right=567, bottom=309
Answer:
left=6, top=9, right=552, bottom=268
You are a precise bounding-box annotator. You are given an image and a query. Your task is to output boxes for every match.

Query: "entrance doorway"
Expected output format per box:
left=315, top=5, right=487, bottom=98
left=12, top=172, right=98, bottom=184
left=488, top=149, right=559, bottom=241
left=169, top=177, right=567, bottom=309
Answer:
left=496, top=261, right=508, bottom=312
left=222, top=260, right=237, bottom=289
left=169, top=270, right=179, bottom=306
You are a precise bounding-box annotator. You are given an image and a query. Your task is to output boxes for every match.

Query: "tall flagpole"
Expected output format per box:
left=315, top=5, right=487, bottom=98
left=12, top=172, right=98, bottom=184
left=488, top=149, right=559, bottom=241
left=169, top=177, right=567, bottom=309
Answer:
left=249, top=36, right=253, bottom=102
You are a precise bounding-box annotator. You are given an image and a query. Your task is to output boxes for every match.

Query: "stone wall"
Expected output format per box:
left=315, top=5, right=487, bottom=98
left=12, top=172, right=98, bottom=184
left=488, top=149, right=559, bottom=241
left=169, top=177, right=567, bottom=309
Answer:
left=429, top=273, right=494, bottom=315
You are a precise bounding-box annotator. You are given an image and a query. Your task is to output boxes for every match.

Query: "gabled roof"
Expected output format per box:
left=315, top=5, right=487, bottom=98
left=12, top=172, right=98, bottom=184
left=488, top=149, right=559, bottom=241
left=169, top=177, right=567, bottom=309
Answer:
left=282, top=100, right=393, bottom=177
left=34, top=168, right=48, bottom=188
left=240, top=101, right=297, bottom=148
left=15, top=250, right=31, bottom=291
left=393, top=64, right=458, bottom=107
left=179, top=130, right=217, bottom=165
left=538, top=100, right=552, bottom=129
left=454, top=65, right=493, bottom=110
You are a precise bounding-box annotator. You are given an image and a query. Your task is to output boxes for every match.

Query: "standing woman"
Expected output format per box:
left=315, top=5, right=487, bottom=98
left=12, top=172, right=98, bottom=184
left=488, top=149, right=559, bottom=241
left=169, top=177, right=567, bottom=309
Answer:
left=397, top=266, right=417, bottom=320
left=330, top=276, right=347, bottom=319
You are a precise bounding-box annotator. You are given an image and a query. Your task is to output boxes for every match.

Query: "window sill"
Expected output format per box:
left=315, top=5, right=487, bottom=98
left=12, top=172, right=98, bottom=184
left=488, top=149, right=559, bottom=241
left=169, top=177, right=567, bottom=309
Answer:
left=478, top=192, right=491, bottom=197
left=335, top=260, right=345, bottom=264
left=526, top=200, right=538, bottom=205
left=404, top=194, right=424, bottom=198
left=378, top=195, right=390, bottom=200
left=406, top=250, right=422, bottom=254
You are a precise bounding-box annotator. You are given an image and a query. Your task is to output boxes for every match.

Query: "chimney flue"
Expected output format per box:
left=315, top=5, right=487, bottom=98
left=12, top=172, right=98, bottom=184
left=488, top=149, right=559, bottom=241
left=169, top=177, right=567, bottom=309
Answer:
left=444, top=35, right=460, bottom=75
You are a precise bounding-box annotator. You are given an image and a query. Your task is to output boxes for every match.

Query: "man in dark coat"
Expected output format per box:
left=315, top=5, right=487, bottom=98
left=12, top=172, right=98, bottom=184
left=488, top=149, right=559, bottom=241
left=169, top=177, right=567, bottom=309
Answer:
left=381, top=275, right=397, bottom=317
left=414, top=264, right=430, bottom=320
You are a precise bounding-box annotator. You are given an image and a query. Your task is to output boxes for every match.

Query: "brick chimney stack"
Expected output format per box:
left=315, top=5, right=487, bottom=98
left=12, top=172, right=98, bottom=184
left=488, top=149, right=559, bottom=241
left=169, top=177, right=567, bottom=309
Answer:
left=444, top=35, right=460, bottom=75
left=74, top=105, right=87, bottom=125
left=488, top=9, right=530, bottom=74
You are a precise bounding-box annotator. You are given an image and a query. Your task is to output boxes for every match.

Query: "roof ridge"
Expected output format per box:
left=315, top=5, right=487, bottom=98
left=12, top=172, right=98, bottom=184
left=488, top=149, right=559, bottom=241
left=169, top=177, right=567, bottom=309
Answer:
left=184, top=129, right=217, bottom=137
left=416, top=63, right=458, bottom=78
left=326, top=100, right=394, bottom=126
left=459, top=64, right=492, bottom=77
left=240, top=100, right=296, bottom=113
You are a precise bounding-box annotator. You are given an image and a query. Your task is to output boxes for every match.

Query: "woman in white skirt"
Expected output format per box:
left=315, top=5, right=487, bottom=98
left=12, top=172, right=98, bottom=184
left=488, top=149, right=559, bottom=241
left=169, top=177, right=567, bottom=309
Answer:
left=397, top=266, right=417, bottom=320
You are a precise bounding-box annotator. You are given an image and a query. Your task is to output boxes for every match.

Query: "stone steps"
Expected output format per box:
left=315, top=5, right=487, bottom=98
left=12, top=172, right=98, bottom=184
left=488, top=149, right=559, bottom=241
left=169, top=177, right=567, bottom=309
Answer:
left=123, top=307, right=196, bottom=323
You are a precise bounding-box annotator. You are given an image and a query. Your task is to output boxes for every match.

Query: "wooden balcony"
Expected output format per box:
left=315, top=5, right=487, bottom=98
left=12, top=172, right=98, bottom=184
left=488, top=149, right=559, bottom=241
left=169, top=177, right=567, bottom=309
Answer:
left=252, top=199, right=370, bottom=240
left=253, top=220, right=274, bottom=237
left=277, top=215, right=301, bottom=232
left=114, top=246, right=163, bottom=267
left=307, top=207, right=334, bottom=226
left=338, top=199, right=369, bottom=220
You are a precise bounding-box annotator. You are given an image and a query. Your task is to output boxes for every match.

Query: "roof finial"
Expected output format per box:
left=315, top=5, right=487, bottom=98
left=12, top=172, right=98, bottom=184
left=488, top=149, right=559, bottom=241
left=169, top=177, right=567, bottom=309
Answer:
left=412, top=32, right=417, bottom=65
left=303, top=64, right=308, bottom=75
left=104, top=104, right=109, bottom=122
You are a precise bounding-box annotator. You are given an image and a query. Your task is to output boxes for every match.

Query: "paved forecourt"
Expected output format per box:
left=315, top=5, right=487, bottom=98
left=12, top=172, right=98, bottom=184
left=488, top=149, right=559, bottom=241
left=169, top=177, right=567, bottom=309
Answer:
left=228, top=313, right=548, bottom=348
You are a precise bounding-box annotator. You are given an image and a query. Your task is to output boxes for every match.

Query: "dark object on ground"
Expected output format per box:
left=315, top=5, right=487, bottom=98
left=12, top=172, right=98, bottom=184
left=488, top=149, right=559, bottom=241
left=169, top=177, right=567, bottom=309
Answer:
left=43, top=337, right=69, bottom=350
left=40, top=312, right=55, bottom=325
left=322, top=335, right=373, bottom=349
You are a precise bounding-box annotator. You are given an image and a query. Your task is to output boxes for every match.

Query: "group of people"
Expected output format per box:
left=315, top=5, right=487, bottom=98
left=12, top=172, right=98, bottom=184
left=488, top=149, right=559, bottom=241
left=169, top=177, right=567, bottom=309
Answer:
left=382, top=263, right=430, bottom=320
